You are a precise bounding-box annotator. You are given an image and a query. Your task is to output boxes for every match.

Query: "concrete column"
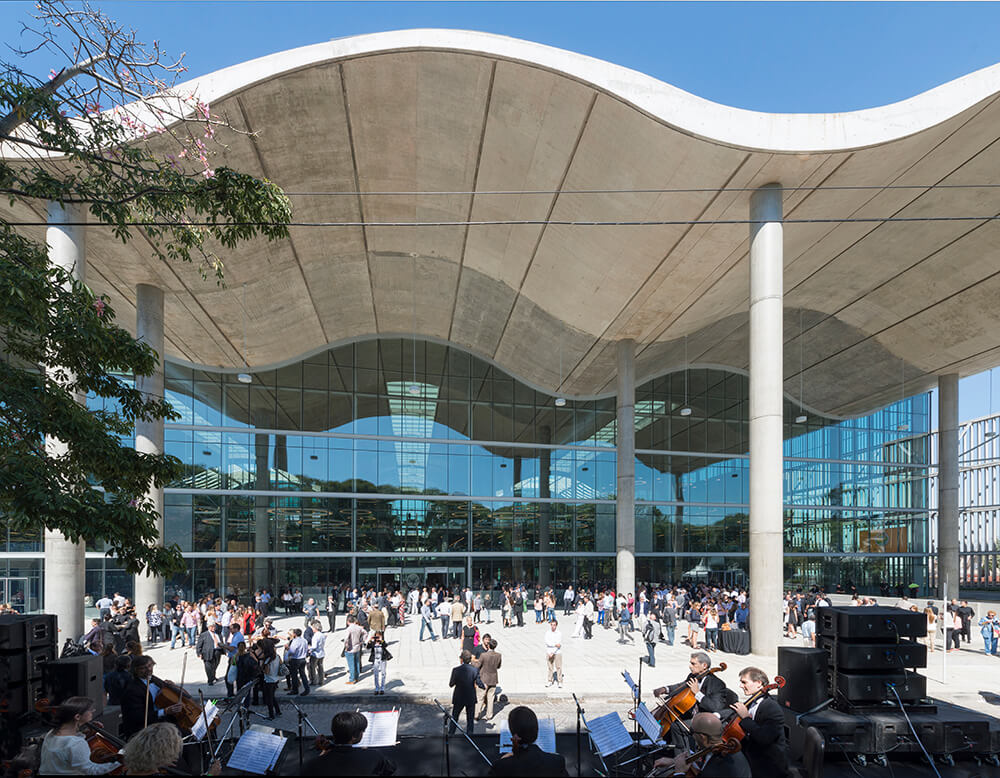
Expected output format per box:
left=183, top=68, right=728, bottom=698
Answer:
left=748, top=183, right=784, bottom=657
left=253, top=431, right=271, bottom=591
left=938, top=374, right=960, bottom=599
left=43, top=201, right=87, bottom=640
left=616, top=340, right=636, bottom=599
left=538, top=426, right=552, bottom=588
left=133, top=284, right=166, bottom=610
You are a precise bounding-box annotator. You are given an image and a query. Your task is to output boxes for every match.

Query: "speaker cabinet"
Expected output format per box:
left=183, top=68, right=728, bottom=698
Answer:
left=777, top=646, right=829, bottom=712
left=43, top=654, right=104, bottom=713
left=829, top=670, right=926, bottom=704
left=0, top=678, right=45, bottom=716
left=0, top=614, right=57, bottom=650
left=0, top=645, right=56, bottom=684
left=818, top=606, right=925, bottom=639
left=818, top=636, right=927, bottom=669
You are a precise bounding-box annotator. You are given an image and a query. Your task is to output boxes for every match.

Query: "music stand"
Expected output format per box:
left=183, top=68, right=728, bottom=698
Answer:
left=583, top=711, right=632, bottom=776
left=432, top=698, right=493, bottom=776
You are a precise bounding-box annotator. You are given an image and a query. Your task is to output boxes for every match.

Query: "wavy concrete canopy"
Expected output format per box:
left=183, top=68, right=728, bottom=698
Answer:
left=7, top=29, right=1000, bottom=416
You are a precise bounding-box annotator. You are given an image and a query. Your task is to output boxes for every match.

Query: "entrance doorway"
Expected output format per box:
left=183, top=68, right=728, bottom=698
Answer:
left=377, top=568, right=402, bottom=592
left=1, top=578, right=28, bottom=613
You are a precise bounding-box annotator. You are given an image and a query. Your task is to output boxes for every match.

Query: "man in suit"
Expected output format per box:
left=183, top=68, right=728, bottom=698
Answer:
left=120, top=656, right=182, bottom=738
left=653, top=652, right=733, bottom=750
left=196, top=623, right=225, bottom=684
left=728, top=667, right=790, bottom=778
left=652, top=713, right=750, bottom=778
left=473, top=638, right=502, bottom=721
left=449, top=650, right=485, bottom=736
left=488, top=705, right=568, bottom=776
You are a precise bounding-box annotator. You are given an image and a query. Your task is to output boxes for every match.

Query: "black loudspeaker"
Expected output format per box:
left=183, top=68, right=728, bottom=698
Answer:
left=867, top=711, right=990, bottom=755
left=818, top=636, right=927, bottom=670
left=777, top=646, right=828, bottom=712
left=818, top=606, right=925, bottom=639
left=792, top=707, right=874, bottom=755
left=95, top=705, right=122, bottom=739
left=43, top=654, right=104, bottom=714
left=0, top=645, right=56, bottom=685
left=829, top=670, right=926, bottom=703
left=0, top=614, right=57, bottom=650
left=0, top=678, right=45, bottom=716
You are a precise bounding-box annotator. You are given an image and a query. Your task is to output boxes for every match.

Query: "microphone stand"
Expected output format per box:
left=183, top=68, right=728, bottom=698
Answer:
left=286, top=698, right=320, bottom=774
left=572, top=693, right=584, bottom=778
left=433, top=698, right=493, bottom=776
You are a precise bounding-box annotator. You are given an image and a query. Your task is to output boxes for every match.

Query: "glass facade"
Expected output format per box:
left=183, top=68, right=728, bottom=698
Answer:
left=0, top=338, right=932, bottom=605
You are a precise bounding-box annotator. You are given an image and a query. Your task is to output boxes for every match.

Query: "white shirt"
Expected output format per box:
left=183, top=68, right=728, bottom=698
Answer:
left=40, top=733, right=119, bottom=775
left=545, top=629, right=562, bottom=656
left=310, top=632, right=326, bottom=658
left=95, top=597, right=113, bottom=610
left=285, top=636, right=309, bottom=660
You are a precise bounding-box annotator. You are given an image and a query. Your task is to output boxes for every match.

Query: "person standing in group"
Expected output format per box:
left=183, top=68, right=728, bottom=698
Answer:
left=326, top=592, right=337, bottom=633
left=563, top=586, right=575, bottom=616
left=979, top=610, right=1000, bottom=655
left=284, top=628, right=311, bottom=696
left=420, top=599, right=438, bottom=641
left=259, top=641, right=282, bottom=720
left=662, top=598, right=677, bottom=646
left=451, top=596, right=466, bottom=639
left=368, top=601, right=386, bottom=635
left=449, top=650, right=485, bottom=736
left=438, top=597, right=452, bottom=639
left=366, top=630, right=393, bottom=695
left=947, top=609, right=963, bottom=651
left=303, top=597, right=319, bottom=629
left=642, top=612, right=661, bottom=667
left=924, top=606, right=937, bottom=653
left=195, top=622, right=224, bottom=685
left=513, top=589, right=525, bottom=627
left=582, top=595, right=595, bottom=640
left=544, top=619, right=563, bottom=688
left=473, top=637, right=502, bottom=722
left=343, top=614, right=367, bottom=684
left=308, top=620, right=327, bottom=687
left=958, top=600, right=976, bottom=644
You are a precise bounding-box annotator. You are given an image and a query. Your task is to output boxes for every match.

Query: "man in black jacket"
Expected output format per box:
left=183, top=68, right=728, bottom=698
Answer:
left=449, top=650, right=485, bottom=736
left=302, top=711, right=395, bottom=776
left=653, top=652, right=733, bottom=749
left=120, top=656, right=182, bottom=738
left=487, top=706, right=568, bottom=776
left=728, top=666, right=790, bottom=778
left=195, top=623, right=225, bottom=684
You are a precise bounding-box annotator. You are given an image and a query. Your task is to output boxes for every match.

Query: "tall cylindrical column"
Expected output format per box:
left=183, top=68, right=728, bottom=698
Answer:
left=937, top=374, right=960, bottom=600
left=616, top=339, right=636, bottom=600
left=44, top=201, right=87, bottom=641
left=133, top=284, right=166, bottom=611
left=748, top=183, right=784, bottom=657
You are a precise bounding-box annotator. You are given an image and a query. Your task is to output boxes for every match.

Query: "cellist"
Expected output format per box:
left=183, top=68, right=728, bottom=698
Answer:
left=652, top=652, right=733, bottom=748
left=120, top=657, right=183, bottom=739
left=727, top=667, right=790, bottom=778
left=37, top=697, right=120, bottom=775
left=651, top=714, right=750, bottom=777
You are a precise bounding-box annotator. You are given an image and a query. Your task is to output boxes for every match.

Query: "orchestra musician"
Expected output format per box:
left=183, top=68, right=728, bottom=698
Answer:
left=120, top=657, right=182, bottom=739
left=652, top=652, right=734, bottom=747
left=303, top=712, right=396, bottom=776
left=486, top=706, right=568, bottom=777
left=651, top=713, right=750, bottom=778
left=727, top=667, right=791, bottom=778
left=37, top=697, right=120, bottom=775
left=119, top=722, right=220, bottom=776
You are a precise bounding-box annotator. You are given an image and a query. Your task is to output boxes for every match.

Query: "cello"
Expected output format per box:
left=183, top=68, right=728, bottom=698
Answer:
left=650, top=662, right=727, bottom=740
left=721, top=675, right=785, bottom=743
left=151, top=651, right=218, bottom=735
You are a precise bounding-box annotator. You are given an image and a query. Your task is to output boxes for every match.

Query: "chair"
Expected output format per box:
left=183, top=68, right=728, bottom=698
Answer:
left=801, top=725, right=825, bottom=778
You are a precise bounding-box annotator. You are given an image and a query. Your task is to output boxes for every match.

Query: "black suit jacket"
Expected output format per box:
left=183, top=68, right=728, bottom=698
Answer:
left=487, top=743, right=568, bottom=776
left=699, top=751, right=751, bottom=778
left=736, top=696, right=790, bottom=777
left=196, top=629, right=223, bottom=661
left=120, top=678, right=174, bottom=738
left=667, top=673, right=732, bottom=715
left=302, top=745, right=395, bottom=776
left=450, top=663, right=484, bottom=706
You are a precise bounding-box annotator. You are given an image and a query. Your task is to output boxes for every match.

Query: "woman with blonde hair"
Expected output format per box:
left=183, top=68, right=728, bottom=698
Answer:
left=924, top=607, right=937, bottom=653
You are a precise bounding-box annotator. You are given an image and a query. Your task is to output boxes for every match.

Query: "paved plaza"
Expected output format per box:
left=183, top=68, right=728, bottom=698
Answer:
left=142, top=610, right=1000, bottom=742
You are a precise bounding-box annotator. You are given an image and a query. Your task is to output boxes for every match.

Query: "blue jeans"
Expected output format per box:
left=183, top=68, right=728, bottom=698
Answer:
left=169, top=623, right=181, bottom=648
left=535, top=609, right=543, bottom=623
left=985, top=634, right=998, bottom=655
left=665, top=625, right=675, bottom=645
left=546, top=607, right=556, bottom=622
left=645, top=642, right=656, bottom=667
left=705, top=628, right=718, bottom=650
left=186, top=626, right=197, bottom=645
left=346, top=651, right=361, bottom=682
left=373, top=660, right=387, bottom=691
left=420, top=619, right=436, bottom=640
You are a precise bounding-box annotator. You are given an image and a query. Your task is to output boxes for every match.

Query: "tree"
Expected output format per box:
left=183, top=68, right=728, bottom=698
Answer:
left=0, top=1, right=291, bottom=575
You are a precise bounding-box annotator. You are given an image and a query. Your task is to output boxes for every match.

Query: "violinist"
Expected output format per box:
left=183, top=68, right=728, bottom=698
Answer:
left=303, top=712, right=396, bottom=776
left=38, top=697, right=120, bottom=775
left=727, top=667, right=790, bottom=778
left=651, top=713, right=750, bottom=778
left=120, top=657, right=182, bottom=738
left=487, top=706, right=568, bottom=777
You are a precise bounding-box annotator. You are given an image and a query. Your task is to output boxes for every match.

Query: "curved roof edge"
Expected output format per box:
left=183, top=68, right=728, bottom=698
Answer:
left=168, top=28, right=1000, bottom=154
left=169, top=332, right=854, bottom=422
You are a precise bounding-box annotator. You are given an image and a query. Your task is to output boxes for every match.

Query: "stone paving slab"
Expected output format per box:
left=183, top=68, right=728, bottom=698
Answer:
left=143, top=611, right=1000, bottom=738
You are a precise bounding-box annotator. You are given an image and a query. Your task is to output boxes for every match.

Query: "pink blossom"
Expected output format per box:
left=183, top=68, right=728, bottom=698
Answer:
left=93, top=299, right=106, bottom=317
left=202, top=168, right=215, bottom=179
left=49, top=69, right=58, bottom=81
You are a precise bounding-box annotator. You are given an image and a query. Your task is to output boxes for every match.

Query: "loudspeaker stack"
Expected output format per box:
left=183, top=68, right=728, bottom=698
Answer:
left=0, top=614, right=57, bottom=716
left=817, top=606, right=928, bottom=710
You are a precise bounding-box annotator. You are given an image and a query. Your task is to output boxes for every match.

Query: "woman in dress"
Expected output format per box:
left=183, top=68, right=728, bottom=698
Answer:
left=461, top=615, right=479, bottom=653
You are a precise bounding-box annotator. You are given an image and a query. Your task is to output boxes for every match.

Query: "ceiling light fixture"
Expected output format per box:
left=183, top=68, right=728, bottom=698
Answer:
left=237, top=282, right=252, bottom=384
left=795, top=309, right=807, bottom=424
left=679, top=334, right=692, bottom=417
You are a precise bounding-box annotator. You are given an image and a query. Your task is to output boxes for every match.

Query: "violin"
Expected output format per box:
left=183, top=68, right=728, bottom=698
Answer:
left=721, top=676, right=785, bottom=743
left=650, top=663, right=727, bottom=740
left=646, top=737, right=741, bottom=778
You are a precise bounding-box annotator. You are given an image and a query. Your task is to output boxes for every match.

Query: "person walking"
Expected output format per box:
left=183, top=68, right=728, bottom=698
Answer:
left=420, top=599, right=438, bottom=641
left=449, top=650, right=485, bottom=736
left=473, top=638, right=502, bottom=722
left=544, top=620, right=563, bottom=688
left=366, top=631, right=393, bottom=695
left=308, top=620, right=326, bottom=687
left=979, top=610, right=1000, bottom=655
left=582, top=595, right=595, bottom=640
left=924, top=606, right=937, bottom=653
left=662, top=599, right=677, bottom=646
left=643, top=612, right=661, bottom=667
left=195, top=622, right=224, bottom=685
left=438, top=598, right=452, bottom=639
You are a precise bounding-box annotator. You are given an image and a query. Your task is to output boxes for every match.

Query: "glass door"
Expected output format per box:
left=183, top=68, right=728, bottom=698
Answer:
left=1, top=578, right=28, bottom=613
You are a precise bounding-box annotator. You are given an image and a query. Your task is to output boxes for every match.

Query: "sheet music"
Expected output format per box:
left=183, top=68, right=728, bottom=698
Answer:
left=189, top=700, right=219, bottom=742
left=585, top=712, right=633, bottom=757
left=499, top=717, right=557, bottom=754
left=622, top=670, right=639, bottom=699
left=355, top=710, right=399, bottom=748
left=634, top=703, right=663, bottom=744
left=226, top=730, right=286, bottom=774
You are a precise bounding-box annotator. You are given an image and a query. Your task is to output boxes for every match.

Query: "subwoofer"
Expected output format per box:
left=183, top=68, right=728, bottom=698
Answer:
left=818, top=606, right=925, bottom=639
left=777, top=646, right=829, bottom=712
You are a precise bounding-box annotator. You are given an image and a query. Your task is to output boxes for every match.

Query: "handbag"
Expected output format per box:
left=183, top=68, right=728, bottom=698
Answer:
left=277, top=661, right=290, bottom=678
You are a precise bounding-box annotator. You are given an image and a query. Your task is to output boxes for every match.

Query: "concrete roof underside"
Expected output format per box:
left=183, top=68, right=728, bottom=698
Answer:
left=8, top=30, right=1000, bottom=417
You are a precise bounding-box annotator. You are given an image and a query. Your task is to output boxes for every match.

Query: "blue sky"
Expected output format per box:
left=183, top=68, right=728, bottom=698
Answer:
left=4, top=1, right=999, bottom=421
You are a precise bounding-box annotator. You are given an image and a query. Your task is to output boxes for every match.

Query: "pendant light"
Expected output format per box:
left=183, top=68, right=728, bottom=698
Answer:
left=237, top=282, right=252, bottom=384
left=795, top=309, right=807, bottom=424
left=679, top=335, right=692, bottom=416
left=554, top=345, right=566, bottom=406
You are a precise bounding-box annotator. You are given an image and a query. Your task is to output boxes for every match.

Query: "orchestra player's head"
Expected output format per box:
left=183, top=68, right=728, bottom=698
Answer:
left=122, top=722, right=182, bottom=774
left=738, top=667, right=768, bottom=697
left=53, top=696, right=97, bottom=730
left=689, top=652, right=711, bottom=675
left=130, top=655, right=155, bottom=680
left=507, top=706, right=539, bottom=751
left=330, top=711, right=367, bottom=746
left=688, top=712, right=723, bottom=749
